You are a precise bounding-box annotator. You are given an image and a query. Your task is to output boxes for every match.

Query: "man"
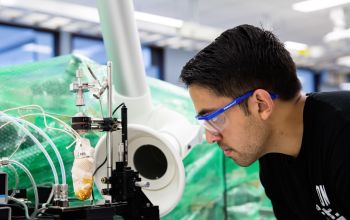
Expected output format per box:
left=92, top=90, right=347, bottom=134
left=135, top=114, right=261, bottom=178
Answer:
left=180, top=24, right=350, bottom=219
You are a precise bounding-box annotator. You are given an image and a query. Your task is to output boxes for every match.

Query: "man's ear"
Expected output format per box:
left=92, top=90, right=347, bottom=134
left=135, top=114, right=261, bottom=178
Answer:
left=249, top=89, right=274, bottom=120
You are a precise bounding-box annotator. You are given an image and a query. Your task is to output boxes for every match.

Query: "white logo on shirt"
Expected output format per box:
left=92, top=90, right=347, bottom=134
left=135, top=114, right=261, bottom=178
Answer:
left=316, top=185, right=330, bottom=206
left=315, top=185, right=346, bottom=220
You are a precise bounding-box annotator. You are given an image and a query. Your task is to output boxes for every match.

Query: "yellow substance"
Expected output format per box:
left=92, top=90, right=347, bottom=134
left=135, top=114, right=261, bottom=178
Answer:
left=75, top=177, right=94, bottom=200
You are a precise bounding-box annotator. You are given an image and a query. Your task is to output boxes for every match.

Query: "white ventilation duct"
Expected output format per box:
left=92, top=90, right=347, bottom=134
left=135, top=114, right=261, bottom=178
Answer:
left=94, top=0, right=202, bottom=216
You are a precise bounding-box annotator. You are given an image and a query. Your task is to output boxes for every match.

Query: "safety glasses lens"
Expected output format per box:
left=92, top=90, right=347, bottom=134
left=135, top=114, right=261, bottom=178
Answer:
left=198, top=114, right=226, bottom=134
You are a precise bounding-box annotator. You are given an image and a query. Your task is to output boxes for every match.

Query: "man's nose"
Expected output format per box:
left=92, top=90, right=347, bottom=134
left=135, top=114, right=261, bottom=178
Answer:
left=205, top=129, right=222, bottom=143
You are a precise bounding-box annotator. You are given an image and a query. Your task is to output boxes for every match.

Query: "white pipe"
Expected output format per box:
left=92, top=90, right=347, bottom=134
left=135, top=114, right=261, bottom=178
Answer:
left=97, top=0, right=149, bottom=97
left=15, top=117, right=66, bottom=184
left=96, top=0, right=154, bottom=126
left=0, top=113, right=59, bottom=184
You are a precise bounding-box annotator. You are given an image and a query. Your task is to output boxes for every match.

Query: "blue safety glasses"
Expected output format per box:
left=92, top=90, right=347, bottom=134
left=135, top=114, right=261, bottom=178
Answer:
left=195, top=90, right=278, bottom=134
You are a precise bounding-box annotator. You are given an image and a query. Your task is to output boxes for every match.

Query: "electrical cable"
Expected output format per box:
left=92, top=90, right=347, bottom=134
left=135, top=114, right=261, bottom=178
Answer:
left=112, top=103, right=125, bottom=116
left=93, top=157, right=107, bottom=177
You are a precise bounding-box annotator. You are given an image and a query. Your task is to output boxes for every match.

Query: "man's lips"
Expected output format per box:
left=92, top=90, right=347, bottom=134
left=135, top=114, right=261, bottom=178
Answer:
left=219, top=144, right=234, bottom=156
left=223, top=149, right=233, bottom=156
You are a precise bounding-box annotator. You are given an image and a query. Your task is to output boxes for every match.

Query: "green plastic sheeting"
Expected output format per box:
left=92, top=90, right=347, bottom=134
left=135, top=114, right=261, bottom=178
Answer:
left=0, top=55, right=275, bottom=219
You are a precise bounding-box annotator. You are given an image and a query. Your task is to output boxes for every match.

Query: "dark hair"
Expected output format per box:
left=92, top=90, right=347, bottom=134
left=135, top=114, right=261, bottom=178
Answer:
left=180, top=24, right=301, bottom=112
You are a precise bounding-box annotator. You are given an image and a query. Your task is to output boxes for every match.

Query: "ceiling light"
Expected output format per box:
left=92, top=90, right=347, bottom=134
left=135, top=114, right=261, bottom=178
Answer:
left=293, top=0, right=350, bottom=12
left=136, top=20, right=178, bottom=35
left=0, top=0, right=99, bottom=22
left=324, top=28, right=350, bottom=42
left=180, top=22, right=221, bottom=42
left=284, top=41, right=311, bottom=57
left=0, top=0, right=218, bottom=51
left=0, top=0, right=184, bottom=28
left=284, top=41, right=308, bottom=50
left=336, top=55, right=350, bottom=66
left=135, top=12, right=183, bottom=28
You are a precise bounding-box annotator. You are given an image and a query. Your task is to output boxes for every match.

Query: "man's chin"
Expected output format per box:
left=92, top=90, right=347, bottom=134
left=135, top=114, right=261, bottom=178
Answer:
left=230, top=157, right=255, bottom=167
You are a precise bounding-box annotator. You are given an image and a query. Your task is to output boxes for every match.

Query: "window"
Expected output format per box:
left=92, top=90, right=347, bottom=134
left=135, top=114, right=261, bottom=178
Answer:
left=0, top=24, right=55, bottom=66
left=0, top=24, right=164, bottom=80
left=72, top=36, right=106, bottom=64
left=72, top=35, right=163, bottom=79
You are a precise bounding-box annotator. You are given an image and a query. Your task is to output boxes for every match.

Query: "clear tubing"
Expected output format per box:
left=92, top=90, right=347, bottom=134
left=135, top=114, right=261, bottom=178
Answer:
left=14, top=112, right=80, bottom=149
left=0, top=113, right=59, bottom=184
left=7, top=164, right=19, bottom=197
left=31, top=184, right=54, bottom=218
left=1, top=105, right=81, bottom=140
left=14, top=117, right=66, bottom=184
left=19, top=113, right=78, bottom=139
left=11, top=113, right=79, bottom=150
left=8, top=159, right=39, bottom=213
left=8, top=136, right=26, bottom=159
left=8, top=196, right=31, bottom=219
left=45, top=184, right=54, bottom=205
left=0, top=112, right=79, bottom=140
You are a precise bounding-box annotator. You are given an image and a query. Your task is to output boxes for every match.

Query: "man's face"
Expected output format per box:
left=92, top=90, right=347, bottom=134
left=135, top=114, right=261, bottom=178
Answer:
left=189, top=84, right=269, bottom=167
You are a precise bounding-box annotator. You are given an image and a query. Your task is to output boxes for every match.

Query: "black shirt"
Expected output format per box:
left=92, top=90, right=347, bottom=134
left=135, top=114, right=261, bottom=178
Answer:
left=259, top=91, right=350, bottom=219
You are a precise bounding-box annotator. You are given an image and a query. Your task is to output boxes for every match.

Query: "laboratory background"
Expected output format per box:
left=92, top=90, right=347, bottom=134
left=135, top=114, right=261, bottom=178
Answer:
left=0, top=0, right=349, bottom=219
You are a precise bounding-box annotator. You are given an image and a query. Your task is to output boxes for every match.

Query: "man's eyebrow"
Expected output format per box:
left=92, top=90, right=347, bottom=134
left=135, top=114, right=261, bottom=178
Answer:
left=197, top=108, right=216, bottom=116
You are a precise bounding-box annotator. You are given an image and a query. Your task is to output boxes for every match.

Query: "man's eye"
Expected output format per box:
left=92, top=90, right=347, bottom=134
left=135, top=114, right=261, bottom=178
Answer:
left=211, top=115, right=224, bottom=123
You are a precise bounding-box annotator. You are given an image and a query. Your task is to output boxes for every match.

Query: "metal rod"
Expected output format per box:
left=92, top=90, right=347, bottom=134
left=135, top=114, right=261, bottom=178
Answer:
left=106, top=61, right=113, bottom=193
